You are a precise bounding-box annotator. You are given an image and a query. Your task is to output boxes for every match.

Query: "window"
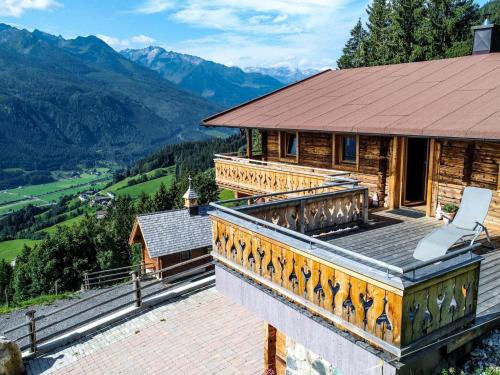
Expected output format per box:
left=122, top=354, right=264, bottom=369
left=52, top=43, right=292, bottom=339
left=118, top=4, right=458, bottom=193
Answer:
left=282, top=132, right=297, bottom=157
left=333, top=134, right=358, bottom=168
left=180, top=250, right=191, bottom=261
left=341, top=136, right=357, bottom=163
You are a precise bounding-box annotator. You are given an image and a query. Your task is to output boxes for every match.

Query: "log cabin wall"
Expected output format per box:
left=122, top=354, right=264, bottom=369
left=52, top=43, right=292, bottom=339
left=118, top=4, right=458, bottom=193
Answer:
left=141, top=238, right=160, bottom=272
left=158, top=247, right=210, bottom=277
left=262, top=131, right=390, bottom=206
left=433, top=140, right=500, bottom=226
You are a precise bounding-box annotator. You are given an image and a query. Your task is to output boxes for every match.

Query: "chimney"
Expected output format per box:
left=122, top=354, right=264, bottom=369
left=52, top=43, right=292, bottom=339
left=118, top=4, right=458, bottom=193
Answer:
left=183, top=177, right=199, bottom=215
left=472, top=15, right=500, bottom=55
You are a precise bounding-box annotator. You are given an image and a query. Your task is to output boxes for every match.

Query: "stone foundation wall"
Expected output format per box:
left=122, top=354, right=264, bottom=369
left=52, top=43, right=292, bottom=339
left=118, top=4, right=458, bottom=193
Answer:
left=285, top=336, right=342, bottom=375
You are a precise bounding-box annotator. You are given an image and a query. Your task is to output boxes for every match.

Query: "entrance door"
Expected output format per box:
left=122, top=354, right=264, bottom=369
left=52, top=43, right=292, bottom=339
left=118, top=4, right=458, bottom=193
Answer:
left=404, top=138, right=429, bottom=206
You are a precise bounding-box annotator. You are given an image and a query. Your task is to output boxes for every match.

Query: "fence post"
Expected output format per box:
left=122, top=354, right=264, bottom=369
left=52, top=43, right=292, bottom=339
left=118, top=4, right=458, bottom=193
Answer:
left=25, top=310, right=37, bottom=354
left=131, top=271, right=142, bottom=308
left=83, top=271, right=89, bottom=290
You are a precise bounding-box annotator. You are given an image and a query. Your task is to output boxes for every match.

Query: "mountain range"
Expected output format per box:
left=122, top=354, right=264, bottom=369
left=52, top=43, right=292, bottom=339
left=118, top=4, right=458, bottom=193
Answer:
left=243, top=66, right=320, bottom=84
left=0, top=24, right=316, bottom=175
left=121, top=47, right=284, bottom=107
left=0, top=24, right=221, bottom=170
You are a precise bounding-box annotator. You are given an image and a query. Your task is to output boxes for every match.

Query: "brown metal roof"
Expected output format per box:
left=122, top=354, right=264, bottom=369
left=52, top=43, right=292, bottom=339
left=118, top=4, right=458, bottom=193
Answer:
left=203, top=53, right=500, bottom=140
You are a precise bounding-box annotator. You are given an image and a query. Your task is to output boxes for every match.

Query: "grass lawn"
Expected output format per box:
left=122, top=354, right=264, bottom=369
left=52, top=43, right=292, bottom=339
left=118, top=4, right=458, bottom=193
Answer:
left=0, top=239, right=41, bottom=262
left=40, top=215, right=85, bottom=235
left=219, top=189, right=234, bottom=201
left=105, top=167, right=175, bottom=193
left=0, top=170, right=112, bottom=215
left=0, top=292, right=75, bottom=315
left=115, top=174, right=175, bottom=199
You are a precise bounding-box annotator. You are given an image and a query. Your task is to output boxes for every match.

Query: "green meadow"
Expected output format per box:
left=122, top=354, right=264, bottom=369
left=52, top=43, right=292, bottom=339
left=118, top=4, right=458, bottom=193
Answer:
left=0, top=239, right=41, bottom=262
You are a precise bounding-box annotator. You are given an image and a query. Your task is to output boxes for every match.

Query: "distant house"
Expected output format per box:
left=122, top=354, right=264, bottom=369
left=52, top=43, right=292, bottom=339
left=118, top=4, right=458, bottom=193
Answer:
left=91, top=195, right=112, bottom=206
left=129, top=179, right=212, bottom=278
left=95, top=210, right=107, bottom=220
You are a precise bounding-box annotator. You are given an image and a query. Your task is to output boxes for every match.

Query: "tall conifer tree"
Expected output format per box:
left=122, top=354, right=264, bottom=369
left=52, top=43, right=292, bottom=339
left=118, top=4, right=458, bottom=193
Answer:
left=366, top=0, right=393, bottom=64
left=337, top=19, right=369, bottom=68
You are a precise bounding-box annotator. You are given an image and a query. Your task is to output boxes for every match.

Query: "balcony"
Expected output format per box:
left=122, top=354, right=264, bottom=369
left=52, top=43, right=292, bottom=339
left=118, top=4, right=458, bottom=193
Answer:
left=208, top=183, right=486, bottom=357
left=214, top=153, right=351, bottom=196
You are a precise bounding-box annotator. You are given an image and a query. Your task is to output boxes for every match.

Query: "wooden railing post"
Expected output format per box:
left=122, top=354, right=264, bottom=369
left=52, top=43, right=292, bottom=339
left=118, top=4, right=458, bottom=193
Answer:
left=299, top=199, right=305, bottom=234
left=363, top=189, right=369, bottom=223
left=83, top=271, right=89, bottom=290
left=131, top=271, right=142, bottom=308
left=25, top=310, right=37, bottom=354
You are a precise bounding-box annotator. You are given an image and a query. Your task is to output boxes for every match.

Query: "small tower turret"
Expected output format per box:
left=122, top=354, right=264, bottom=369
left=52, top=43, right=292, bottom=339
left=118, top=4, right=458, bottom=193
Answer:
left=183, top=177, right=199, bottom=215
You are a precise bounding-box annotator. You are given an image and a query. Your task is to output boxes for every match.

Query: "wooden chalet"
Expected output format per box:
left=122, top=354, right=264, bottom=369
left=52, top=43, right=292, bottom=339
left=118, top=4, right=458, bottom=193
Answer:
left=202, top=22, right=500, bottom=375
left=129, top=180, right=211, bottom=278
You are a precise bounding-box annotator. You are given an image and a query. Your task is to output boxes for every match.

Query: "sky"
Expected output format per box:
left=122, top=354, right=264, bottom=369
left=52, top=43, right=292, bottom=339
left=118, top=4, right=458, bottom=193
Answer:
left=0, top=0, right=490, bottom=70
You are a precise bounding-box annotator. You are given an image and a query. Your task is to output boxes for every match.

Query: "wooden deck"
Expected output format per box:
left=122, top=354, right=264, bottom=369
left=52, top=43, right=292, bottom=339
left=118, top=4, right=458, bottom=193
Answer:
left=321, top=208, right=500, bottom=320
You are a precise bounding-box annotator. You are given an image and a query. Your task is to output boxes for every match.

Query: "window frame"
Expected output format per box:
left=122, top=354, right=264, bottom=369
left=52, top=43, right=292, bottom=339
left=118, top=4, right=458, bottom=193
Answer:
left=180, top=250, right=192, bottom=261
left=279, top=131, right=299, bottom=163
left=332, top=134, right=359, bottom=170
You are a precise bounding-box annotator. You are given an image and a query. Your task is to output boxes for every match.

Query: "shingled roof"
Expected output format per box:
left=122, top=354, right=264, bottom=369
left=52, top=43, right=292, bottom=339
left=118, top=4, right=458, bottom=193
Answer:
left=203, top=53, right=500, bottom=140
left=131, top=206, right=212, bottom=258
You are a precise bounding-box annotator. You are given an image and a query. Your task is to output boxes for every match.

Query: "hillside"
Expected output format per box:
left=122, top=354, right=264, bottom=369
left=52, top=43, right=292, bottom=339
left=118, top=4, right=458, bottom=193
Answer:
left=0, top=24, right=222, bottom=171
left=121, top=47, right=283, bottom=107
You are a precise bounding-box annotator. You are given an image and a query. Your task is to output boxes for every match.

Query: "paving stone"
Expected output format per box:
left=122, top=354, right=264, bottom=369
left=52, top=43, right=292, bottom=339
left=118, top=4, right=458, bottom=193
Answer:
left=26, top=287, right=263, bottom=375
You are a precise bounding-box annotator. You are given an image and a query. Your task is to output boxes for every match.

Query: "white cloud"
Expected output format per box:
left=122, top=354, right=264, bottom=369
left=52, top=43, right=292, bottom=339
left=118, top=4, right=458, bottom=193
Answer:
left=130, top=34, right=156, bottom=44
left=0, top=0, right=61, bottom=17
left=133, top=0, right=173, bottom=14
left=165, top=0, right=368, bottom=69
left=96, top=34, right=156, bottom=50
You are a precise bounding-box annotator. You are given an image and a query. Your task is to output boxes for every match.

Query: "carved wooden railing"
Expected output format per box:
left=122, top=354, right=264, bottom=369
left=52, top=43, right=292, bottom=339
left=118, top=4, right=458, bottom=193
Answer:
left=209, top=190, right=482, bottom=356
left=214, top=154, right=350, bottom=196
left=243, top=188, right=368, bottom=233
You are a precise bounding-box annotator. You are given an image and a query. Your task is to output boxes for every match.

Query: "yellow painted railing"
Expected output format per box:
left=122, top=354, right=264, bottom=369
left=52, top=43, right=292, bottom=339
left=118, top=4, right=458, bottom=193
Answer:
left=214, top=154, right=350, bottom=196
left=209, top=189, right=482, bottom=356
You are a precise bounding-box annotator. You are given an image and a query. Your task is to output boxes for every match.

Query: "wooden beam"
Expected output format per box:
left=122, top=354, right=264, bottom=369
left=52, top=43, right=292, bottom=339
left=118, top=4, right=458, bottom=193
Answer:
left=389, top=136, right=402, bottom=209
left=497, top=159, right=500, bottom=191
left=295, top=131, right=300, bottom=163
left=426, top=139, right=436, bottom=217
left=246, top=129, right=253, bottom=159
left=264, top=323, right=277, bottom=372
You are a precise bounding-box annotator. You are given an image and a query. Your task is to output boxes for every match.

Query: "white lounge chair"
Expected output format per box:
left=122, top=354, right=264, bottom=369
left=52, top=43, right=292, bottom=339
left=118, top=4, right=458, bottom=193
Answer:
left=413, top=187, right=494, bottom=261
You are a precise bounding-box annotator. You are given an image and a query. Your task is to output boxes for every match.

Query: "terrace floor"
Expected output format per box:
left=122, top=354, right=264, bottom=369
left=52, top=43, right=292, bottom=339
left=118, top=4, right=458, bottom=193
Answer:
left=320, top=208, right=500, bottom=319
left=25, top=287, right=263, bottom=375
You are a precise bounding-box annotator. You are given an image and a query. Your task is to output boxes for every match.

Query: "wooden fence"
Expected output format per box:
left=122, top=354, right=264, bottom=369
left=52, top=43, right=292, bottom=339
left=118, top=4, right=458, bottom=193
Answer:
left=82, top=262, right=155, bottom=290
left=3, top=255, right=214, bottom=356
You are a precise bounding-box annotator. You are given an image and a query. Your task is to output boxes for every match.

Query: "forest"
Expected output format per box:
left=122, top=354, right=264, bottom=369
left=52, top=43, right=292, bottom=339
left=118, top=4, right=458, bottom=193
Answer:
left=0, top=135, right=243, bottom=307
left=337, top=0, right=499, bottom=68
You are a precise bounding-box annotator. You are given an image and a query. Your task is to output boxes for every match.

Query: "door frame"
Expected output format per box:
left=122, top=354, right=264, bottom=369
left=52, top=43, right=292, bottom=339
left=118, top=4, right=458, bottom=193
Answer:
left=389, top=136, right=436, bottom=215
left=402, top=137, right=430, bottom=207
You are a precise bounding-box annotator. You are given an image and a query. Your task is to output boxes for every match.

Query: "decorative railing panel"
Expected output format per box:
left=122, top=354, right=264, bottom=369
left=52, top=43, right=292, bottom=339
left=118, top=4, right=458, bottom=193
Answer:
left=242, top=189, right=366, bottom=233
left=214, top=156, right=348, bottom=196
left=210, top=214, right=481, bottom=356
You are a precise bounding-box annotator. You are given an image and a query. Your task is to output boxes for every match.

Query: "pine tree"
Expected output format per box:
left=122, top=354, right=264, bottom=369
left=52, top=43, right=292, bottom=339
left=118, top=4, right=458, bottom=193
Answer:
left=390, top=0, right=425, bottom=62
left=153, top=182, right=173, bottom=212
left=415, top=0, right=480, bottom=60
left=337, top=19, right=369, bottom=69
left=366, top=0, right=393, bottom=65
left=137, top=191, right=153, bottom=214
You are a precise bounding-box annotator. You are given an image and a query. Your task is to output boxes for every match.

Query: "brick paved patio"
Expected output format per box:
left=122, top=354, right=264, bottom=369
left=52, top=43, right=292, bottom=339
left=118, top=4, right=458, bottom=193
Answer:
left=26, top=287, right=263, bottom=375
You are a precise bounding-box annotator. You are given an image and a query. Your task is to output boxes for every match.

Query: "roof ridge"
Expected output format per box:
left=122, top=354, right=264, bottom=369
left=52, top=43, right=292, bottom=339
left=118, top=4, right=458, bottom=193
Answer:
left=137, top=204, right=210, bottom=218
